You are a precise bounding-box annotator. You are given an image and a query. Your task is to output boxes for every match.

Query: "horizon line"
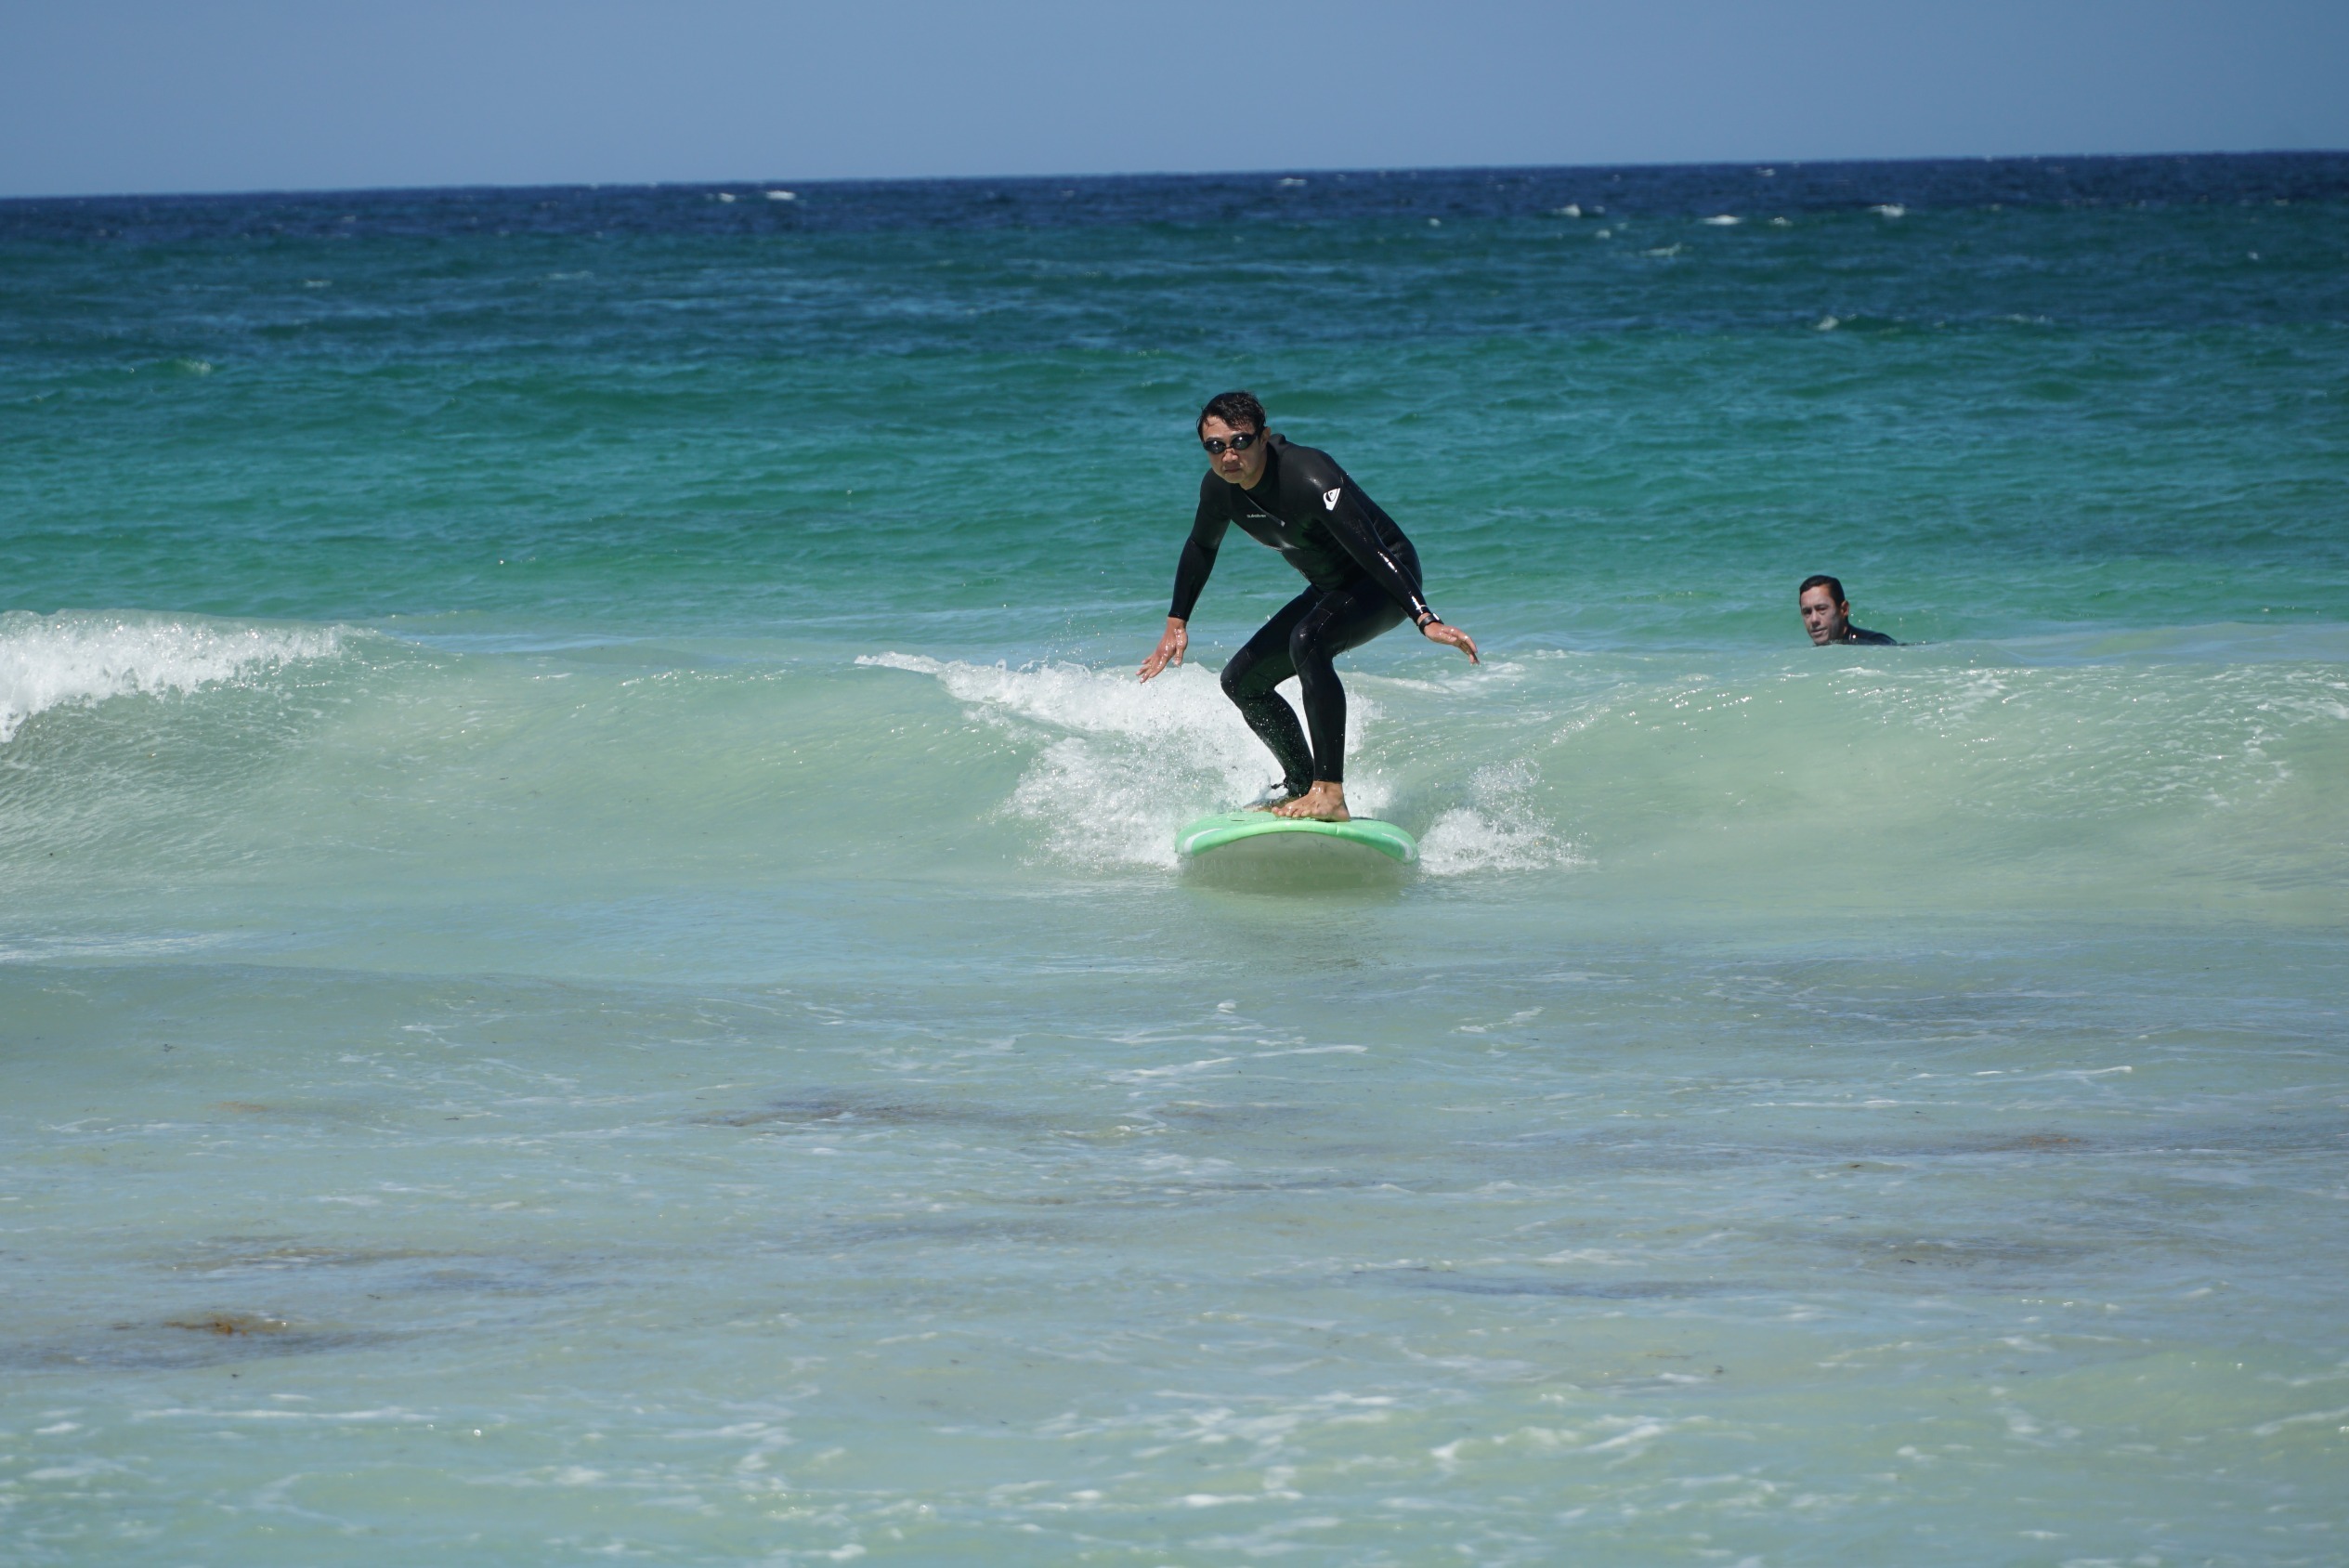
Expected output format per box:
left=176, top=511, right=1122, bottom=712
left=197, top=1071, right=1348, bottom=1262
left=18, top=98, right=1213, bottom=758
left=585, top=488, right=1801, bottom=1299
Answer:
left=7, top=147, right=2345, bottom=207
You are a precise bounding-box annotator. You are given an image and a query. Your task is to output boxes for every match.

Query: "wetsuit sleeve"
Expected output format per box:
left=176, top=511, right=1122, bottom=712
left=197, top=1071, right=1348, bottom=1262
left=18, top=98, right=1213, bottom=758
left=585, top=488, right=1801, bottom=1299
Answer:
left=1320, top=482, right=1433, bottom=622
left=1168, top=481, right=1231, bottom=621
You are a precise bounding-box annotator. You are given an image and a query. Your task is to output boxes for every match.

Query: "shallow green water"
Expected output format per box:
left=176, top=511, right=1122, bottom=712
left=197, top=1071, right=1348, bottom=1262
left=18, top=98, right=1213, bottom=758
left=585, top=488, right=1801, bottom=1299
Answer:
left=3, top=159, right=2346, bottom=1563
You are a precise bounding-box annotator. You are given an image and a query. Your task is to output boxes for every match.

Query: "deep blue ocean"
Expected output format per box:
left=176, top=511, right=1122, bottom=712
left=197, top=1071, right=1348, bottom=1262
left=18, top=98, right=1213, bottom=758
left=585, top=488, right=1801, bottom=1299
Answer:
left=4, top=153, right=2347, bottom=1564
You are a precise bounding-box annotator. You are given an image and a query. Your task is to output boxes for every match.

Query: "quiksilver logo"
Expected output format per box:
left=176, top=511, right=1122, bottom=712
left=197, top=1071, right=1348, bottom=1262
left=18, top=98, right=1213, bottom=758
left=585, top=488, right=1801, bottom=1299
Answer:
left=1322, top=487, right=1342, bottom=511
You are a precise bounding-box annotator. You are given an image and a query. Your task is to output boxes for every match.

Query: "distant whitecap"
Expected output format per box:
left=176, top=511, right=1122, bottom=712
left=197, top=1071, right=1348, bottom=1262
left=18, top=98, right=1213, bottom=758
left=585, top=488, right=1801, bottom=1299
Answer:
left=1815, top=314, right=1840, bottom=331
left=1769, top=216, right=1792, bottom=228
left=715, top=192, right=737, bottom=203
left=765, top=189, right=796, bottom=202
left=1702, top=215, right=1740, bottom=226
left=1553, top=203, right=1581, bottom=217
left=1277, top=176, right=1307, bottom=187
left=1871, top=203, right=1906, bottom=218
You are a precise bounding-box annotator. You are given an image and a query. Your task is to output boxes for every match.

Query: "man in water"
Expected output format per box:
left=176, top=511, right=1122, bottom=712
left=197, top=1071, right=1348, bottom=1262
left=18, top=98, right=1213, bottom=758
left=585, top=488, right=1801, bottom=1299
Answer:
left=1799, top=574, right=1898, bottom=646
left=1138, top=391, right=1480, bottom=822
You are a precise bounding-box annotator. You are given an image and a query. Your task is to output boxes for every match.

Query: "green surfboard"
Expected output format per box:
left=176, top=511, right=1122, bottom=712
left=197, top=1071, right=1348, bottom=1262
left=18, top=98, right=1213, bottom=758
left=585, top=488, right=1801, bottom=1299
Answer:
left=1175, top=810, right=1419, bottom=864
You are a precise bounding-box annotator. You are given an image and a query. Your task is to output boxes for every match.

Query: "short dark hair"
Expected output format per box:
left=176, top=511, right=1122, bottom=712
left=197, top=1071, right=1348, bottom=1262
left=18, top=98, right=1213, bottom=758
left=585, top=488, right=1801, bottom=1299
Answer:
left=1798, top=574, right=1847, bottom=605
left=1198, top=390, right=1266, bottom=433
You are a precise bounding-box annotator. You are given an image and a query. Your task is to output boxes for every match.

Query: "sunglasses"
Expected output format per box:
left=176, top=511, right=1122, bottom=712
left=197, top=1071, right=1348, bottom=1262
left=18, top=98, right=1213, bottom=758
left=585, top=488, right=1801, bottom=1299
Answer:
left=1200, top=430, right=1261, bottom=455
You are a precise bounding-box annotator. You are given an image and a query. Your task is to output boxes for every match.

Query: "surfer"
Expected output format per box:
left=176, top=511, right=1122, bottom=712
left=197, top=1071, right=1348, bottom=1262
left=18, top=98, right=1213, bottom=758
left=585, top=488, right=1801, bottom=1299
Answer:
left=1799, top=575, right=1898, bottom=646
left=1138, top=391, right=1480, bottom=822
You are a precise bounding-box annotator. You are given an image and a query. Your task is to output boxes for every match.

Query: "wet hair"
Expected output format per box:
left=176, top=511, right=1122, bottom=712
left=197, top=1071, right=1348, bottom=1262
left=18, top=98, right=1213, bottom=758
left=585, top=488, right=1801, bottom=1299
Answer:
left=1198, top=390, right=1266, bottom=434
left=1798, top=574, right=1847, bottom=606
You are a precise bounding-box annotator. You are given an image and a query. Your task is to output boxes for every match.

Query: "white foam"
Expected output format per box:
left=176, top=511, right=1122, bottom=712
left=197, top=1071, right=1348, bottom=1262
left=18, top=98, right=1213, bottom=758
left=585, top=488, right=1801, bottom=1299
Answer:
left=860, top=653, right=1390, bottom=869
left=1702, top=215, right=1740, bottom=226
left=765, top=189, right=796, bottom=202
left=0, top=611, right=344, bottom=744
left=1418, top=760, right=1580, bottom=876
left=1870, top=203, right=1906, bottom=218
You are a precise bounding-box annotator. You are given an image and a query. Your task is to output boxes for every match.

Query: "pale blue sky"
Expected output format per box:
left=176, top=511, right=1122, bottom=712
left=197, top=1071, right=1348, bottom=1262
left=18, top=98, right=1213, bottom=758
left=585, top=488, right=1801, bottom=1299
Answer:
left=3, top=0, right=2343, bottom=197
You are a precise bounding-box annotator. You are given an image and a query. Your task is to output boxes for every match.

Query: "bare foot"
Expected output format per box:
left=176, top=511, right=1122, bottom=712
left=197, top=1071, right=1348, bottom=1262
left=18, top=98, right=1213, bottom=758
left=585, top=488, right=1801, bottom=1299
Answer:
left=1246, top=790, right=1309, bottom=813
left=1271, top=782, right=1350, bottom=821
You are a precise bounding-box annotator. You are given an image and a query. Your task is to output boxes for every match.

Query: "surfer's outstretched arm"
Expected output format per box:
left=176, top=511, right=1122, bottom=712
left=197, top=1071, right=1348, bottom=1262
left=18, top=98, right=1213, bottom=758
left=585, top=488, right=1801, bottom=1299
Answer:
left=1305, top=459, right=1479, bottom=663
left=1142, top=498, right=1231, bottom=682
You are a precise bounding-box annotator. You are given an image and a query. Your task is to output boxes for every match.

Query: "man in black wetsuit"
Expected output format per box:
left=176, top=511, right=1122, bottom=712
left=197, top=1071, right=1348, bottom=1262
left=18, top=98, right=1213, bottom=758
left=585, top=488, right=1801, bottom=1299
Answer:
left=1137, top=391, right=1480, bottom=822
left=1799, top=575, right=1898, bottom=646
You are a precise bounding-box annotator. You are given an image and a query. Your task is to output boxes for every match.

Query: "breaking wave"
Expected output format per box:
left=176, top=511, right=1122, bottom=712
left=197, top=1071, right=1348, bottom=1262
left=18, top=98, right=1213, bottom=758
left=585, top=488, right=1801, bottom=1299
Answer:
left=857, top=652, right=1580, bottom=876
left=0, top=610, right=345, bottom=744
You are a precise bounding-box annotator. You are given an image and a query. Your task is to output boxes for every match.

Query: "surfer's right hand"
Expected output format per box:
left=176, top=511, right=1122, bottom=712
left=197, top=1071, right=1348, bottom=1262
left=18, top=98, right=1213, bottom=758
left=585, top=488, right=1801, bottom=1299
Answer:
left=1138, top=618, right=1188, bottom=682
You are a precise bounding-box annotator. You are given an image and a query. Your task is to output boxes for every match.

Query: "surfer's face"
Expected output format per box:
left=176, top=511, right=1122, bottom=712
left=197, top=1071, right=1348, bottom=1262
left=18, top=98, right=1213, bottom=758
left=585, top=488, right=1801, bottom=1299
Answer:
left=1799, top=584, right=1849, bottom=645
left=1200, top=416, right=1269, bottom=488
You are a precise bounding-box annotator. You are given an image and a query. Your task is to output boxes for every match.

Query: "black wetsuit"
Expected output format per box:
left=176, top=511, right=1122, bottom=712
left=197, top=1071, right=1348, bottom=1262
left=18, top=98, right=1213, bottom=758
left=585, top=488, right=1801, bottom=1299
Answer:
left=1838, top=626, right=1898, bottom=646
left=1169, top=434, right=1433, bottom=794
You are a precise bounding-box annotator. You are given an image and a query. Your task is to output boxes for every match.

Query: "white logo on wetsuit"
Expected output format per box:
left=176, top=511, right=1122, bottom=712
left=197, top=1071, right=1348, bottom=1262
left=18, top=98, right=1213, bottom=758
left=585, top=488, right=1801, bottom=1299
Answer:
left=1322, top=487, right=1342, bottom=511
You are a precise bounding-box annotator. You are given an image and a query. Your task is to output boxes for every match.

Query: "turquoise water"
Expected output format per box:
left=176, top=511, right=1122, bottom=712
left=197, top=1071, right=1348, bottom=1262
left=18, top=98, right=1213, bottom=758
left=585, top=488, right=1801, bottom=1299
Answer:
left=4, top=157, right=2347, bottom=1563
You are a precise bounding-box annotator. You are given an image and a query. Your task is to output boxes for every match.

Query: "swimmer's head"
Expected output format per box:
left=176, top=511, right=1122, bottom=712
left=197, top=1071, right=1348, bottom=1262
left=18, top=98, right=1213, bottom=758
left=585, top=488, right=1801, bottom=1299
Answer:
left=1798, top=574, right=1849, bottom=645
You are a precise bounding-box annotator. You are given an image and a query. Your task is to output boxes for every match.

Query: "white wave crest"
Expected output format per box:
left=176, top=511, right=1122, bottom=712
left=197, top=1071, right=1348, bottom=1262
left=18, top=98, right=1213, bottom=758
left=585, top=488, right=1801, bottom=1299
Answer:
left=1702, top=214, right=1740, bottom=226
left=1418, top=760, right=1581, bottom=876
left=0, top=611, right=344, bottom=744
left=859, top=652, right=1393, bottom=869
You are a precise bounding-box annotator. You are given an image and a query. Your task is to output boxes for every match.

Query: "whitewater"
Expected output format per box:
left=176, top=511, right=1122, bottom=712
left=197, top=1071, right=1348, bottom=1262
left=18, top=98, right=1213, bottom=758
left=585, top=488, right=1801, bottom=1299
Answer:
left=3, top=156, right=2346, bottom=1565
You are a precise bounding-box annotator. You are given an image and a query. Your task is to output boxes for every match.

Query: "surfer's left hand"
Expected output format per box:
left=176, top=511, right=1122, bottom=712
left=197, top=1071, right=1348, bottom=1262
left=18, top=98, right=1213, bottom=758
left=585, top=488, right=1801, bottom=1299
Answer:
left=1423, top=621, right=1480, bottom=664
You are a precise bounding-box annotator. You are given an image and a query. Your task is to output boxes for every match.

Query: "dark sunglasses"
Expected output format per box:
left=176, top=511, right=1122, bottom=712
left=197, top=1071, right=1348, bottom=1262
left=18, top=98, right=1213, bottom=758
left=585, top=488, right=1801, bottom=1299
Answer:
left=1200, top=430, right=1261, bottom=455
